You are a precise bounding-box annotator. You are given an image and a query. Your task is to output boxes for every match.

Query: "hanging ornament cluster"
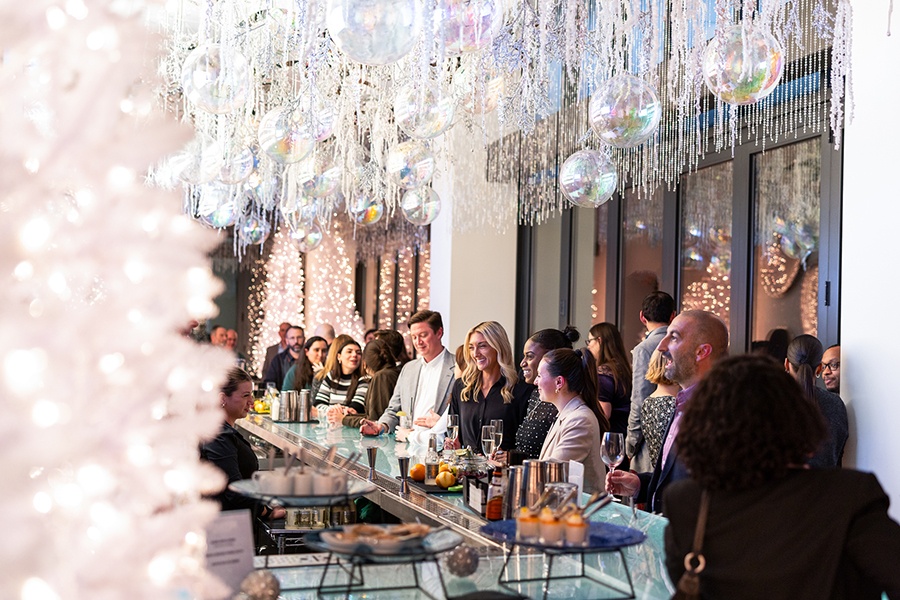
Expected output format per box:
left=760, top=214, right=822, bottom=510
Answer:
left=157, top=0, right=853, bottom=246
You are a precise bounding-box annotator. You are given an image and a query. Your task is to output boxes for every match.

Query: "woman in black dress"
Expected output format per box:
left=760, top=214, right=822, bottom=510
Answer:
left=200, top=367, right=285, bottom=519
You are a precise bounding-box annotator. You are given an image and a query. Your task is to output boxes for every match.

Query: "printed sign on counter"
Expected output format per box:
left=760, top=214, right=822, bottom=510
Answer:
left=206, top=509, right=255, bottom=593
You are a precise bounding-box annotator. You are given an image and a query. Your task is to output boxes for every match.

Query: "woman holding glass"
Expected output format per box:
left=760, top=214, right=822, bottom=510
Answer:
left=448, top=321, right=531, bottom=454
left=535, top=348, right=608, bottom=494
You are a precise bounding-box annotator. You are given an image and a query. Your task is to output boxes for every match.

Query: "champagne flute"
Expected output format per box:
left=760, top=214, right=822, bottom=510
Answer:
left=447, top=414, right=459, bottom=444
left=481, top=424, right=496, bottom=458
left=490, top=419, right=503, bottom=450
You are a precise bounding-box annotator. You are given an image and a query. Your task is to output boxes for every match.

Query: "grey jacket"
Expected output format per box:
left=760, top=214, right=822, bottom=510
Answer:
left=377, top=348, right=456, bottom=433
left=626, top=325, right=667, bottom=470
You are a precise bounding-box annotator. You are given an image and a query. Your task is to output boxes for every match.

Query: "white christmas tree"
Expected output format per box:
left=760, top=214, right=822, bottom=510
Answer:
left=1, top=2, right=233, bottom=599
left=250, top=225, right=305, bottom=374
left=306, top=220, right=366, bottom=341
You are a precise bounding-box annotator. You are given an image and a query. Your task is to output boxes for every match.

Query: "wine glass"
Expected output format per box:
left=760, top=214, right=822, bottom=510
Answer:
left=601, top=432, right=625, bottom=477
left=490, top=419, right=503, bottom=449
left=481, top=424, right=496, bottom=458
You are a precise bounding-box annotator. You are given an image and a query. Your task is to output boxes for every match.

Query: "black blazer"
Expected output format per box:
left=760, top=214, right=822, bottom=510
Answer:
left=663, top=470, right=900, bottom=600
left=636, top=415, right=689, bottom=514
left=200, top=422, right=260, bottom=513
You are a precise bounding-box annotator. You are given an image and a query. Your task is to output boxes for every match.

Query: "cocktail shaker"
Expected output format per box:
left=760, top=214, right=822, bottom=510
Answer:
left=281, top=390, right=297, bottom=421
left=522, top=459, right=546, bottom=509
left=504, top=465, right=526, bottom=519
left=298, top=390, right=311, bottom=422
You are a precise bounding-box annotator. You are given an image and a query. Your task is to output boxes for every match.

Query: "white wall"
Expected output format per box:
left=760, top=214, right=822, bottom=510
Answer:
left=841, top=2, right=900, bottom=520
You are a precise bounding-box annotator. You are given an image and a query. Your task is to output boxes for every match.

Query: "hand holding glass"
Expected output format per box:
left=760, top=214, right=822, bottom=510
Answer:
left=601, top=432, right=625, bottom=475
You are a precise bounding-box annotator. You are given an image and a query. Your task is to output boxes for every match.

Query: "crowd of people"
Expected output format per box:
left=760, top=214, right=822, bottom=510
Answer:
left=198, top=297, right=900, bottom=597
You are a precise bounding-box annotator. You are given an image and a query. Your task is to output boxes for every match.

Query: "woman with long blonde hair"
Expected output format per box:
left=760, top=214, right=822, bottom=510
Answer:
left=448, top=321, right=531, bottom=452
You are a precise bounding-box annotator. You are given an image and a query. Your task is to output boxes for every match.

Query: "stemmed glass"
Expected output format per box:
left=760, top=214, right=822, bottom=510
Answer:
left=444, top=414, right=459, bottom=460
left=490, top=419, right=503, bottom=450
left=601, top=432, right=625, bottom=484
left=481, top=424, right=496, bottom=459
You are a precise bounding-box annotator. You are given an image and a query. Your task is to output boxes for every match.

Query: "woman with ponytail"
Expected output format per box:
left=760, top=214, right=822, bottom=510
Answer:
left=536, top=348, right=610, bottom=493
left=785, top=334, right=848, bottom=468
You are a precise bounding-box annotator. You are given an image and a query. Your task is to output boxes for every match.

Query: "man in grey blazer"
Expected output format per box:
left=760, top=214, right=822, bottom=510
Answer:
left=360, top=310, right=456, bottom=445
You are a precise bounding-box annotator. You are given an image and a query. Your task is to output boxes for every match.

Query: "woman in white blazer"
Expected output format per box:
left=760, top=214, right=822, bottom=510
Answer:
left=536, top=348, right=609, bottom=494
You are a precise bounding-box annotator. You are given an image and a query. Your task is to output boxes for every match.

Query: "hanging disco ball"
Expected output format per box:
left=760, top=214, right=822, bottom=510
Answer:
left=239, top=216, right=271, bottom=245
left=326, top=0, right=422, bottom=65
left=258, top=105, right=316, bottom=164
left=588, top=74, right=662, bottom=149
left=180, top=43, right=251, bottom=114
left=349, top=194, right=385, bottom=225
left=196, top=183, right=239, bottom=228
left=297, top=153, right=342, bottom=198
left=439, top=0, right=505, bottom=56
left=703, top=24, right=784, bottom=105
left=394, top=83, right=456, bottom=139
left=291, top=222, right=324, bottom=253
left=386, top=141, right=436, bottom=190
left=401, top=187, right=441, bottom=225
left=559, top=149, right=618, bottom=208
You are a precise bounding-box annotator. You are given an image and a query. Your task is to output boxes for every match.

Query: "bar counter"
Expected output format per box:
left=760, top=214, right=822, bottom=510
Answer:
left=238, top=414, right=675, bottom=599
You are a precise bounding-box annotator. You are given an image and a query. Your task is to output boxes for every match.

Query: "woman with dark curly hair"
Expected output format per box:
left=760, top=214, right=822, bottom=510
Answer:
left=663, top=355, right=900, bottom=600
left=586, top=322, right=632, bottom=436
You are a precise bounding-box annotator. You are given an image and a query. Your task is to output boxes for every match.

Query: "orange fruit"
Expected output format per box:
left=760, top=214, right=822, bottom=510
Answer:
left=439, top=463, right=451, bottom=474
left=409, top=463, right=426, bottom=482
left=435, top=471, right=456, bottom=489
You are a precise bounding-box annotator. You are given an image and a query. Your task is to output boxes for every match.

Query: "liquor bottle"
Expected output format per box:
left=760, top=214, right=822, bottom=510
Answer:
left=424, top=434, right=440, bottom=486
left=485, top=468, right=503, bottom=521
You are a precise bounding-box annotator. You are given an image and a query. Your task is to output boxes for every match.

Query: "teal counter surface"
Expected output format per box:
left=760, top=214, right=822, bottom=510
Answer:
left=239, top=415, right=675, bottom=599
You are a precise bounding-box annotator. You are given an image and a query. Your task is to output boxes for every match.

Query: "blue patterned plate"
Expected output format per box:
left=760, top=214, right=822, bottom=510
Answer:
left=480, top=519, right=646, bottom=551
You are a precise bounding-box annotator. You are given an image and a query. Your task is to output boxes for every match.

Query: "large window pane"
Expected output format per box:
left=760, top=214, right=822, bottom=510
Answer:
left=621, top=187, right=665, bottom=349
left=751, top=138, right=821, bottom=350
left=680, top=162, right=733, bottom=328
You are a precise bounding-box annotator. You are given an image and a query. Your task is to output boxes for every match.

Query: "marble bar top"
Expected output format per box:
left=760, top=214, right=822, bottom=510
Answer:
left=237, top=414, right=675, bottom=599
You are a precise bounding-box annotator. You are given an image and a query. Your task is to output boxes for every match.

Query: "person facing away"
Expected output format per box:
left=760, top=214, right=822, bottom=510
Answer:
left=261, top=321, right=291, bottom=378
left=447, top=320, right=532, bottom=452
left=586, top=322, right=633, bottom=436
left=626, top=291, right=675, bottom=469
left=535, top=348, right=609, bottom=494
left=313, top=323, right=336, bottom=346
left=663, top=354, right=900, bottom=600
left=822, top=344, right=841, bottom=394
left=606, top=309, right=729, bottom=514
left=263, top=325, right=304, bottom=387
left=785, top=334, right=849, bottom=468
left=359, top=310, right=456, bottom=446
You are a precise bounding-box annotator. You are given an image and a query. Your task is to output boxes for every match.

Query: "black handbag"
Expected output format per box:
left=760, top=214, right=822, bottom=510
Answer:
left=672, top=490, right=710, bottom=600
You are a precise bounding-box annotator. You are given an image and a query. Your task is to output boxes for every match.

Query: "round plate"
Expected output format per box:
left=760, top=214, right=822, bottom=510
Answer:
left=305, top=527, right=463, bottom=561
left=228, top=478, right=376, bottom=506
left=480, top=519, right=646, bottom=552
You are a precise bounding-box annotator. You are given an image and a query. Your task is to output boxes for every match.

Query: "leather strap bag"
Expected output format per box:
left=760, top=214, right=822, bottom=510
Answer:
left=672, top=490, right=710, bottom=600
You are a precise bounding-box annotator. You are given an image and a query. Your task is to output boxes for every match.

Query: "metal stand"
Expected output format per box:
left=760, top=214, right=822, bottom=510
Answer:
left=313, top=552, right=448, bottom=600
left=497, top=544, right=636, bottom=600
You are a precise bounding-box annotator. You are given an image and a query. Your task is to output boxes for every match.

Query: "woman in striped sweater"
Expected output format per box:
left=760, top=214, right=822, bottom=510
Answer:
left=313, top=334, right=370, bottom=424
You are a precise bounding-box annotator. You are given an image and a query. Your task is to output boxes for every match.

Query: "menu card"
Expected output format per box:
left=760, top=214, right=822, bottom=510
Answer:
left=205, top=509, right=255, bottom=593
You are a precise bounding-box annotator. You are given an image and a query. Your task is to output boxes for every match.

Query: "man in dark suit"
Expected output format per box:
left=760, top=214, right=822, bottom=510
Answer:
left=606, top=309, right=728, bottom=514
left=261, top=322, right=291, bottom=378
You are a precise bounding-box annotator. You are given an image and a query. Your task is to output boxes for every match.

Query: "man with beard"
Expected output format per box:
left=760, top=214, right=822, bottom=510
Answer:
left=822, top=344, right=841, bottom=394
left=264, top=325, right=305, bottom=388
left=606, top=310, right=729, bottom=515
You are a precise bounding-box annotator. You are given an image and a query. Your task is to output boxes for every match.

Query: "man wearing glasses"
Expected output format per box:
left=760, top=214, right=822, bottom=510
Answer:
left=822, top=345, right=841, bottom=394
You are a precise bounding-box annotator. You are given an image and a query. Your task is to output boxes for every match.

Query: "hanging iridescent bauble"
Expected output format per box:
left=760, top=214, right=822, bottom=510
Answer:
left=455, top=65, right=504, bottom=114
left=297, top=154, right=342, bottom=198
left=559, top=150, right=618, bottom=208
left=386, top=141, right=436, bottom=190
left=440, top=0, right=505, bottom=56
left=296, top=92, right=336, bottom=142
left=290, top=222, right=324, bottom=253
left=703, top=25, right=784, bottom=106
left=239, top=216, right=271, bottom=245
left=258, top=105, right=315, bottom=164
left=196, top=183, right=239, bottom=228
left=683, top=245, right=706, bottom=270
left=349, top=195, right=385, bottom=225
left=588, top=74, right=662, bottom=149
left=401, top=187, right=441, bottom=225
left=218, top=146, right=255, bottom=184
left=326, top=0, right=421, bottom=65
left=170, top=136, right=225, bottom=185
left=180, top=43, right=251, bottom=114
left=394, top=84, right=456, bottom=139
